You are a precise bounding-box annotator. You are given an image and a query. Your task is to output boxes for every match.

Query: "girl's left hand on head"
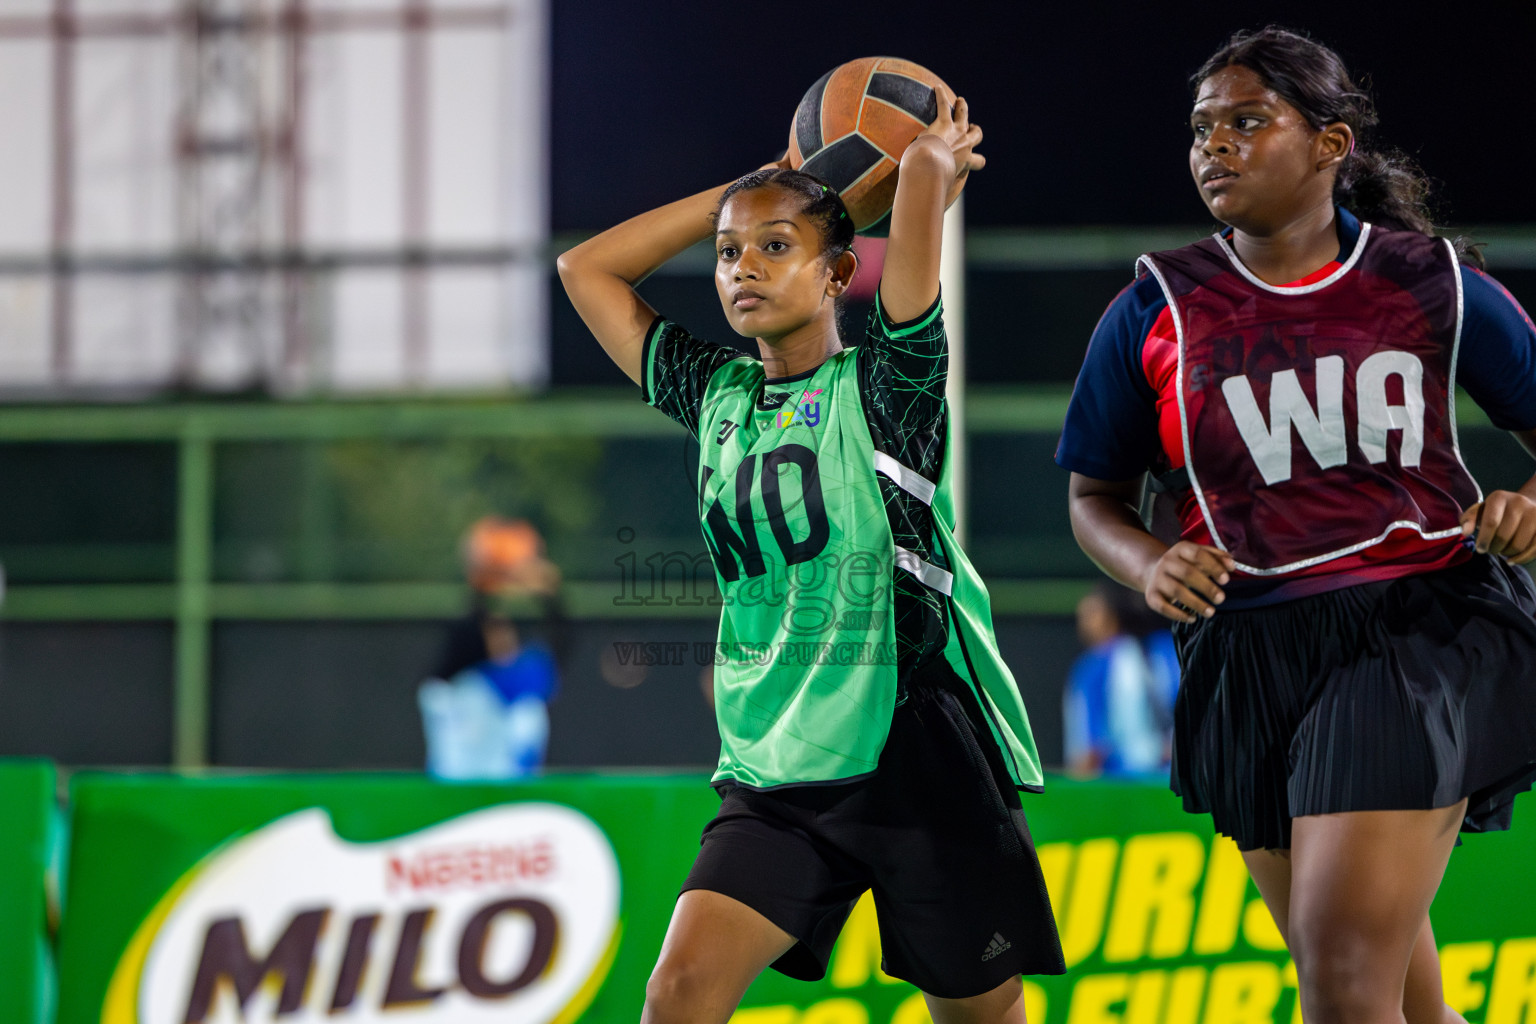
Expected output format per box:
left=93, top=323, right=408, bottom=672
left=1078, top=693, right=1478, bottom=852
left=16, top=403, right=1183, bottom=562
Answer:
left=1461, top=491, right=1536, bottom=564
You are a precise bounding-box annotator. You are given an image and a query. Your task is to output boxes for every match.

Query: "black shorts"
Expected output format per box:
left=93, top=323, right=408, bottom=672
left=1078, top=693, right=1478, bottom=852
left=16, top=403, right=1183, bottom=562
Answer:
left=681, top=669, right=1065, bottom=1000
left=1173, top=553, right=1536, bottom=851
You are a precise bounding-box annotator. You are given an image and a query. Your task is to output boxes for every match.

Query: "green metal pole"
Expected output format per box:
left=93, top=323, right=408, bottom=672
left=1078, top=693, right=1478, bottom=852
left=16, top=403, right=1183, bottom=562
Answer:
left=297, top=441, right=336, bottom=582
left=174, top=423, right=213, bottom=768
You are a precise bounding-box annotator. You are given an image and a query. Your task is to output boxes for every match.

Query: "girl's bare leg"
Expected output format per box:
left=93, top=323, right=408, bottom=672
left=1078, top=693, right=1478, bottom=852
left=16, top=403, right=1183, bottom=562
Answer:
left=1240, top=803, right=1467, bottom=1024
left=641, top=889, right=797, bottom=1024
left=925, top=976, right=1029, bottom=1024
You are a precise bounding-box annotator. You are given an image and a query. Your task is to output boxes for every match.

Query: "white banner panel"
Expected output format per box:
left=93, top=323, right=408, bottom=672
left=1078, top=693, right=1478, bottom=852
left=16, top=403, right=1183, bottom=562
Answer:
left=0, top=0, right=550, bottom=394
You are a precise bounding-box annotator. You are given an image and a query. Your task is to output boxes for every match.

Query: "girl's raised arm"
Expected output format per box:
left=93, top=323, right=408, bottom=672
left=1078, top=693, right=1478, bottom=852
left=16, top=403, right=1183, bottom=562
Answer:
left=879, top=84, right=984, bottom=322
left=556, top=184, right=730, bottom=384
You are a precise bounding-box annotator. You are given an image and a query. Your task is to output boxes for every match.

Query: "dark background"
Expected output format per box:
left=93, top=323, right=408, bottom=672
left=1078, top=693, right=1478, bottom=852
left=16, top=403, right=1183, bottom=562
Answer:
left=550, top=2, right=1535, bottom=230
left=546, top=2, right=1536, bottom=388
left=6, top=4, right=1535, bottom=773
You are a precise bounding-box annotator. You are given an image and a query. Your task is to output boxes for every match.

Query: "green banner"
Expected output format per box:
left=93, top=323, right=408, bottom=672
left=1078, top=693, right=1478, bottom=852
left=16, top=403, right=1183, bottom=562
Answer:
left=731, top=780, right=1536, bottom=1024
left=0, top=759, right=61, bottom=1024
left=55, top=772, right=1536, bottom=1024
left=59, top=773, right=719, bottom=1024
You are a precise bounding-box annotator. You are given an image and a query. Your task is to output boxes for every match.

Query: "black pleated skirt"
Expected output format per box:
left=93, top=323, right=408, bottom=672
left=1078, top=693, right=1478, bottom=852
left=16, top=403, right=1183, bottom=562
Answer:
left=1172, top=553, right=1536, bottom=851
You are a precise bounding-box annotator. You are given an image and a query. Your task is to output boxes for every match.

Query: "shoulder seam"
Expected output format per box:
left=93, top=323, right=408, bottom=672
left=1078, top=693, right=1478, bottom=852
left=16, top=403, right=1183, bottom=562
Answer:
left=640, top=316, right=667, bottom=403
left=875, top=290, right=944, bottom=338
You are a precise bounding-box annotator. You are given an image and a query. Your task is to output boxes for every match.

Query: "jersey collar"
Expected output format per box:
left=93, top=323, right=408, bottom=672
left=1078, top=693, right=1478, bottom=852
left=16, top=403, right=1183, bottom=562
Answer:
left=1217, top=206, right=1361, bottom=258
left=763, top=364, right=821, bottom=385
left=1216, top=206, right=1369, bottom=295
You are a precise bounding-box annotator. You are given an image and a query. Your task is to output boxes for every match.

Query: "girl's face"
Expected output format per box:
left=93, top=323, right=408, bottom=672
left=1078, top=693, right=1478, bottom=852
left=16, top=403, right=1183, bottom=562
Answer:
left=1189, top=65, right=1341, bottom=233
left=714, top=187, right=839, bottom=340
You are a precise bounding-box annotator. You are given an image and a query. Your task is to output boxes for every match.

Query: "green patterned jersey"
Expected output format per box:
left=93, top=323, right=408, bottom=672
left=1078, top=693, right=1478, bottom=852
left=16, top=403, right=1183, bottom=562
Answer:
left=643, top=295, right=1044, bottom=790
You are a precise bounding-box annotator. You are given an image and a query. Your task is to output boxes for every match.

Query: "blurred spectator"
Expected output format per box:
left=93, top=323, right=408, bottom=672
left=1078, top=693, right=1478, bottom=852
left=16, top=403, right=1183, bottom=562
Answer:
left=419, top=517, right=564, bottom=780
left=1063, top=582, right=1178, bottom=779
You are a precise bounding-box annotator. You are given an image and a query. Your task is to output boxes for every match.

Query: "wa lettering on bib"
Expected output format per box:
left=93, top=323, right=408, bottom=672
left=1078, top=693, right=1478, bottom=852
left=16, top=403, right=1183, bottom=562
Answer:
left=1140, top=225, right=1481, bottom=575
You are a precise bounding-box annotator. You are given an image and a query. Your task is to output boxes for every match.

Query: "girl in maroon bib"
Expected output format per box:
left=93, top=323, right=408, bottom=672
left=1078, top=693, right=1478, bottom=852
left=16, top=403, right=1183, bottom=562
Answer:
left=1063, top=27, right=1536, bottom=1024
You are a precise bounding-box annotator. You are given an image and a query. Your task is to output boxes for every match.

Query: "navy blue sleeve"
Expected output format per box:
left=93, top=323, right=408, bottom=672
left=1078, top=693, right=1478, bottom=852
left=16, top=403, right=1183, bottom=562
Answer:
left=1055, top=274, right=1166, bottom=480
left=1458, top=266, right=1536, bottom=431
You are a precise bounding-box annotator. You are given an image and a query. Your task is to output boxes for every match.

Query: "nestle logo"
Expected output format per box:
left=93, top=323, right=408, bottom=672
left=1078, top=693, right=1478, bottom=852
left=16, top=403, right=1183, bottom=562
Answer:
left=385, top=840, right=554, bottom=894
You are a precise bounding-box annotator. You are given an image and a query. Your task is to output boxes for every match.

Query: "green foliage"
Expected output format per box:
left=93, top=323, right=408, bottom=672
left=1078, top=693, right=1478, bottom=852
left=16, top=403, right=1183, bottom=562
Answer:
left=320, top=437, right=604, bottom=581
left=211, top=437, right=605, bottom=583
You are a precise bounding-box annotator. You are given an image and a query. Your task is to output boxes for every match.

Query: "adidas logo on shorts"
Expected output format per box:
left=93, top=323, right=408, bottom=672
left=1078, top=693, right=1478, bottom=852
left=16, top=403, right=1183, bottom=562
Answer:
left=980, top=932, right=1012, bottom=962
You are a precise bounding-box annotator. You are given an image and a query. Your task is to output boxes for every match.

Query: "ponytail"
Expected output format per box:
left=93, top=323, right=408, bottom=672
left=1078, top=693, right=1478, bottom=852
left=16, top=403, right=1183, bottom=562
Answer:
left=1335, top=148, right=1483, bottom=268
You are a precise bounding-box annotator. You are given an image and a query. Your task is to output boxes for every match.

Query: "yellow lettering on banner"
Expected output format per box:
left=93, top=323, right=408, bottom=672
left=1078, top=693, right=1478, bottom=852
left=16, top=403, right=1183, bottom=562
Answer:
left=800, top=998, right=870, bottom=1024
left=1066, top=973, right=1129, bottom=1024
left=1104, top=833, right=1204, bottom=962
left=1487, top=937, right=1536, bottom=1024
left=1061, top=839, right=1121, bottom=967
left=1022, top=981, right=1048, bottom=1024
left=1201, top=962, right=1282, bottom=1024
left=1282, top=961, right=1302, bottom=1024
left=1125, top=970, right=1166, bottom=1024
left=828, top=893, right=901, bottom=988
left=1242, top=898, right=1286, bottom=951
left=891, top=992, right=930, bottom=1024
left=731, top=1006, right=799, bottom=1024
left=1439, top=941, right=1495, bottom=1015
left=1192, top=837, right=1246, bottom=955
left=1165, top=966, right=1208, bottom=1024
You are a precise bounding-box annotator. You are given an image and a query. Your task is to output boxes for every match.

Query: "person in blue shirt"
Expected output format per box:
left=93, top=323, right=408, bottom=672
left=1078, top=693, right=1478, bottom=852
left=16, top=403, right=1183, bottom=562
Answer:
left=420, top=601, right=560, bottom=781
left=420, top=518, right=565, bottom=780
left=1063, top=583, right=1177, bottom=779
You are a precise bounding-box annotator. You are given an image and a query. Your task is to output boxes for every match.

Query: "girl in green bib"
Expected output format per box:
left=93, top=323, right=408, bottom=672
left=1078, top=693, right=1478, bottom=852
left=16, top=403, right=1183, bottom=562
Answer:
left=560, top=85, right=1064, bottom=1023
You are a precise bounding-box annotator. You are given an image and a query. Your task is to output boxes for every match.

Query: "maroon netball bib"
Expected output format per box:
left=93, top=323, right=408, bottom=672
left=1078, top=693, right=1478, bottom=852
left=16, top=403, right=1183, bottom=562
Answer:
left=1139, top=225, right=1480, bottom=575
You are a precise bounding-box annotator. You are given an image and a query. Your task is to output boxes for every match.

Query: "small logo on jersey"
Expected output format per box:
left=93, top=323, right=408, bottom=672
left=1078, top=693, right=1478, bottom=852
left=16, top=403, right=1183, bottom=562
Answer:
left=715, top=419, right=739, bottom=444
left=981, top=932, right=1012, bottom=962
left=1189, top=362, right=1212, bottom=392
left=778, top=389, right=824, bottom=429
left=756, top=391, right=789, bottom=411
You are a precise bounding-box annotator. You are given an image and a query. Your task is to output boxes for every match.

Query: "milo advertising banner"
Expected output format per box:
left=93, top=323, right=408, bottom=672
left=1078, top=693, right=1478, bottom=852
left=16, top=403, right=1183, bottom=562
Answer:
left=0, top=758, right=60, bottom=1024
left=58, top=774, right=713, bottom=1024
left=58, top=773, right=1536, bottom=1024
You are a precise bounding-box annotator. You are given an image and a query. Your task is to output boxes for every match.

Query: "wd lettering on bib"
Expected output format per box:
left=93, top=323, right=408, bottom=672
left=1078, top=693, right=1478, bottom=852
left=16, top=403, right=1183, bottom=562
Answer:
left=642, top=310, right=1047, bottom=792
left=700, top=444, right=831, bottom=582
left=1140, top=224, right=1480, bottom=574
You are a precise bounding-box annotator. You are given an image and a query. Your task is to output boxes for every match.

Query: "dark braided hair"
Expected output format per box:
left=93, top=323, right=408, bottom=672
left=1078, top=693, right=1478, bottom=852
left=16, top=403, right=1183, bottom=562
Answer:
left=714, top=168, right=857, bottom=268
left=1193, top=26, right=1482, bottom=267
